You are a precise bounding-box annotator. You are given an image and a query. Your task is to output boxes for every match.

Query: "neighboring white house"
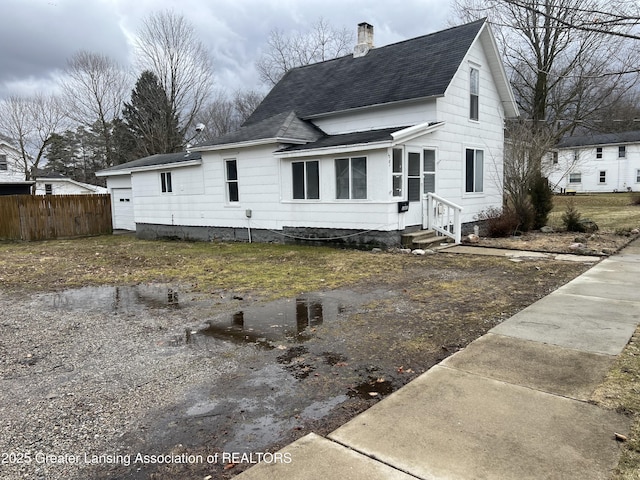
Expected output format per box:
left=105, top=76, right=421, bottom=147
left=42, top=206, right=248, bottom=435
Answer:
left=0, top=139, right=33, bottom=195
left=34, top=171, right=108, bottom=196
left=547, top=130, right=640, bottom=193
left=97, top=19, right=519, bottom=246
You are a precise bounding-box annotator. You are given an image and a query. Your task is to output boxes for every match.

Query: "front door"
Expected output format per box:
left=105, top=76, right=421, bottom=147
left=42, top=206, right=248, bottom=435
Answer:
left=405, top=149, right=436, bottom=227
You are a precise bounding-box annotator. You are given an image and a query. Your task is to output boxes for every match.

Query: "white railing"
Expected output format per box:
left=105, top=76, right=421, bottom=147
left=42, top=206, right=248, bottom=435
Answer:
left=425, top=193, right=463, bottom=244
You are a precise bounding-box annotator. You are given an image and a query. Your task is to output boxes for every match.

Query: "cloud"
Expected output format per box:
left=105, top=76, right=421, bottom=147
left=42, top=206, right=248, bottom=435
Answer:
left=0, top=0, right=452, bottom=97
left=0, top=0, right=130, bottom=87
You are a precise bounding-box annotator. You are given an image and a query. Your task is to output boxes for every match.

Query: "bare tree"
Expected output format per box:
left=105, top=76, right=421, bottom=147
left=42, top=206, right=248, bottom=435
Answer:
left=59, top=50, right=130, bottom=167
left=0, top=94, right=66, bottom=186
left=233, top=89, right=264, bottom=125
left=256, top=17, right=354, bottom=86
left=501, top=0, right=640, bottom=40
left=453, top=0, right=640, bottom=137
left=134, top=10, right=214, bottom=136
left=193, top=89, right=265, bottom=143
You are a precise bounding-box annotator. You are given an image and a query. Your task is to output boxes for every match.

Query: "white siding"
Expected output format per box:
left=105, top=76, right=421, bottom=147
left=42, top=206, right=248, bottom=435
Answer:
left=132, top=144, right=401, bottom=232
left=34, top=179, right=106, bottom=195
left=314, top=101, right=438, bottom=135
left=428, top=32, right=506, bottom=224
left=0, top=143, right=25, bottom=183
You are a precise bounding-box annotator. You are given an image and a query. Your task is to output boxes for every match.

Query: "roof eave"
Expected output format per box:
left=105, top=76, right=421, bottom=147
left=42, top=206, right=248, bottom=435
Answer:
left=391, top=121, right=444, bottom=144
left=302, top=95, right=444, bottom=121
left=277, top=140, right=392, bottom=158
left=193, top=138, right=281, bottom=152
left=96, top=159, right=202, bottom=176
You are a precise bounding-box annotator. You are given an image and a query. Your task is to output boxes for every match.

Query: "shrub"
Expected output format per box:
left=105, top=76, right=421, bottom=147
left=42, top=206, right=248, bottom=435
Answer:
left=476, top=207, right=521, bottom=237
left=561, top=199, right=584, bottom=232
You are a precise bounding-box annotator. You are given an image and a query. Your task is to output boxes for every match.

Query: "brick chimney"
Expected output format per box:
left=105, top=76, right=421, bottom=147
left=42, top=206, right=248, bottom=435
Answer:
left=353, top=22, right=374, bottom=58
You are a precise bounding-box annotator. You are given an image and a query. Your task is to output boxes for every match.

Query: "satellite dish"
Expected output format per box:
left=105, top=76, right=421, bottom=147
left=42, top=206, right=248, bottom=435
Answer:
left=195, top=123, right=205, bottom=133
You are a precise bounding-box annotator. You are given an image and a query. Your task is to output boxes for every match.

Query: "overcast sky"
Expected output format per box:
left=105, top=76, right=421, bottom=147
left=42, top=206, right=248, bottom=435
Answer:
left=0, top=0, right=453, bottom=98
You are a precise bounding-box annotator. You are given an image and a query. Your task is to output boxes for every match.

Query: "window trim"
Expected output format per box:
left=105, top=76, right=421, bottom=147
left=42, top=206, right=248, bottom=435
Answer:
left=292, top=160, right=320, bottom=200
left=160, top=171, right=172, bottom=193
left=569, top=172, right=582, bottom=184
left=335, top=156, right=367, bottom=200
left=464, top=148, right=484, bottom=194
left=392, top=148, right=403, bottom=198
left=0, top=154, right=7, bottom=171
left=598, top=170, right=606, bottom=184
left=225, top=159, right=239, bottom=203
left=469, top=67, right=479, bottom=121
left=619, top=145, right=626, bottom=158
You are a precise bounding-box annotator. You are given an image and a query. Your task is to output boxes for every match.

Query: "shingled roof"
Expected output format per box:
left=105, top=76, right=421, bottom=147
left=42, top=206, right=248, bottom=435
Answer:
left=245, top=19, right=487, bottom=126
left=97, top=151, right=202, bottom=174
left=199, top=111, right=323, bottom=148
left=556, top=130, right=640, bottom=148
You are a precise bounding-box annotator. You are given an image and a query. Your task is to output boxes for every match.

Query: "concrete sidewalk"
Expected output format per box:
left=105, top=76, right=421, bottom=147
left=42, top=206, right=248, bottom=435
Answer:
left=236, top=239, right=640, bottom=480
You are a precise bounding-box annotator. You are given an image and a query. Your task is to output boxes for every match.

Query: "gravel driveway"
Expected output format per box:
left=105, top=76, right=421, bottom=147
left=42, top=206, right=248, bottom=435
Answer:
left=0, top=253, right=590, bottom=480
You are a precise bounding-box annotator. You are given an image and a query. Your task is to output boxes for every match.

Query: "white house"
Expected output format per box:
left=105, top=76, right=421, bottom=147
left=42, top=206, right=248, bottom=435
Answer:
left=34, top=171, right=108, bottom=196
left=547, top=130, right=640, bottom=194
left=0, top=139, right=33, bottom=195
left=97, top=19, right=519, bottom=246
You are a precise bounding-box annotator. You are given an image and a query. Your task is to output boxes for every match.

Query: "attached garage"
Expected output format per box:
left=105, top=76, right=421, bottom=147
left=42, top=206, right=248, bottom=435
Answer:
left=96, top=152, right=202, bottom=233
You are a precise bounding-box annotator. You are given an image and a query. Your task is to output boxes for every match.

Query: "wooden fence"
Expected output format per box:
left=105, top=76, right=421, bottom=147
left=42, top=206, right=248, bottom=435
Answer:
left=0, top=194, right=112, bottom=241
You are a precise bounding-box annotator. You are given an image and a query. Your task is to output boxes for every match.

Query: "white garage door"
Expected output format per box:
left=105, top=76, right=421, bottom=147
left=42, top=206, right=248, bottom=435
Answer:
left=112, top=188, right=135, bottom=230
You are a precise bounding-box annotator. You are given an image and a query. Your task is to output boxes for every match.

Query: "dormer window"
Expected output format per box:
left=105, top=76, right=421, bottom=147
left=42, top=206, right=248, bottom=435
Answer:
left=470, top=67, right=479, bottom=121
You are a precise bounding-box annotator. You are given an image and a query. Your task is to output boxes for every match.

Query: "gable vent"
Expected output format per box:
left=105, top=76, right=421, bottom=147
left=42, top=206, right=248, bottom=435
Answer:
left=353, top=22, right=374, bottom=58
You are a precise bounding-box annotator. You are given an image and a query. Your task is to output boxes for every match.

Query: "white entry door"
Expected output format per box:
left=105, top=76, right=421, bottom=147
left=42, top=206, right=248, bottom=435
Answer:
left=405, top=149, right=436, bottom=227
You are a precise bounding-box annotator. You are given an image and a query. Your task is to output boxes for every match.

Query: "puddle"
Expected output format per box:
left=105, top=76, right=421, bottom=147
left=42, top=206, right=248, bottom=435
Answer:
left=348, top=376, right=396, bottom=399
left=198, top=295, right=346, bottom=346
left=300, top=395, right=349, bottom=421
left=34, top=285, right=183, bottom=314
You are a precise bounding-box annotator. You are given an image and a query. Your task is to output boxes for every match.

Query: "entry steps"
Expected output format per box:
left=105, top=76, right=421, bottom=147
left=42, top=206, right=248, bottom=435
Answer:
left=401, top=229, right=453, bottom=249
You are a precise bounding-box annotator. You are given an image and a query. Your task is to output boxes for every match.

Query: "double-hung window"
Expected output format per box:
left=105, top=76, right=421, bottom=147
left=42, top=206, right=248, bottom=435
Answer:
left=292, top=160, right=319, bottom=200
left=336, top=157, right=367, bottom=199
left=470, top=67, right=479, bottom=121
left=465, top=148, right=483, bottom=193
left=160, top=172, right=172, bottom=193
left=596, top=147, right=603, bottom=159
left=0, top=154, right=7, bottom=171
left=619, top=146, right=626, bottom=158
left=569, top=172, right=582, bottom=184
left=225, top=159, right=239, bottom=202
left=599, top=171, right=606, bottom=184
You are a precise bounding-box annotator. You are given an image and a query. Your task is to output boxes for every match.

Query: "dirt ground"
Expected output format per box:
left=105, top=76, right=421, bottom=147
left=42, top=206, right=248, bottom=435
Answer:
left=475, top=231, right=635, bottom=255
left=0, top=237, right=602, bottom=480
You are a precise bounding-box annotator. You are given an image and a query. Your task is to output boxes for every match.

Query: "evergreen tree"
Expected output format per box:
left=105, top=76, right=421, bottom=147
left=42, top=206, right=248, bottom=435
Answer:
left=121, top=70, right=183, bottom=159
left=529, top=173, right=554, bottom=230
